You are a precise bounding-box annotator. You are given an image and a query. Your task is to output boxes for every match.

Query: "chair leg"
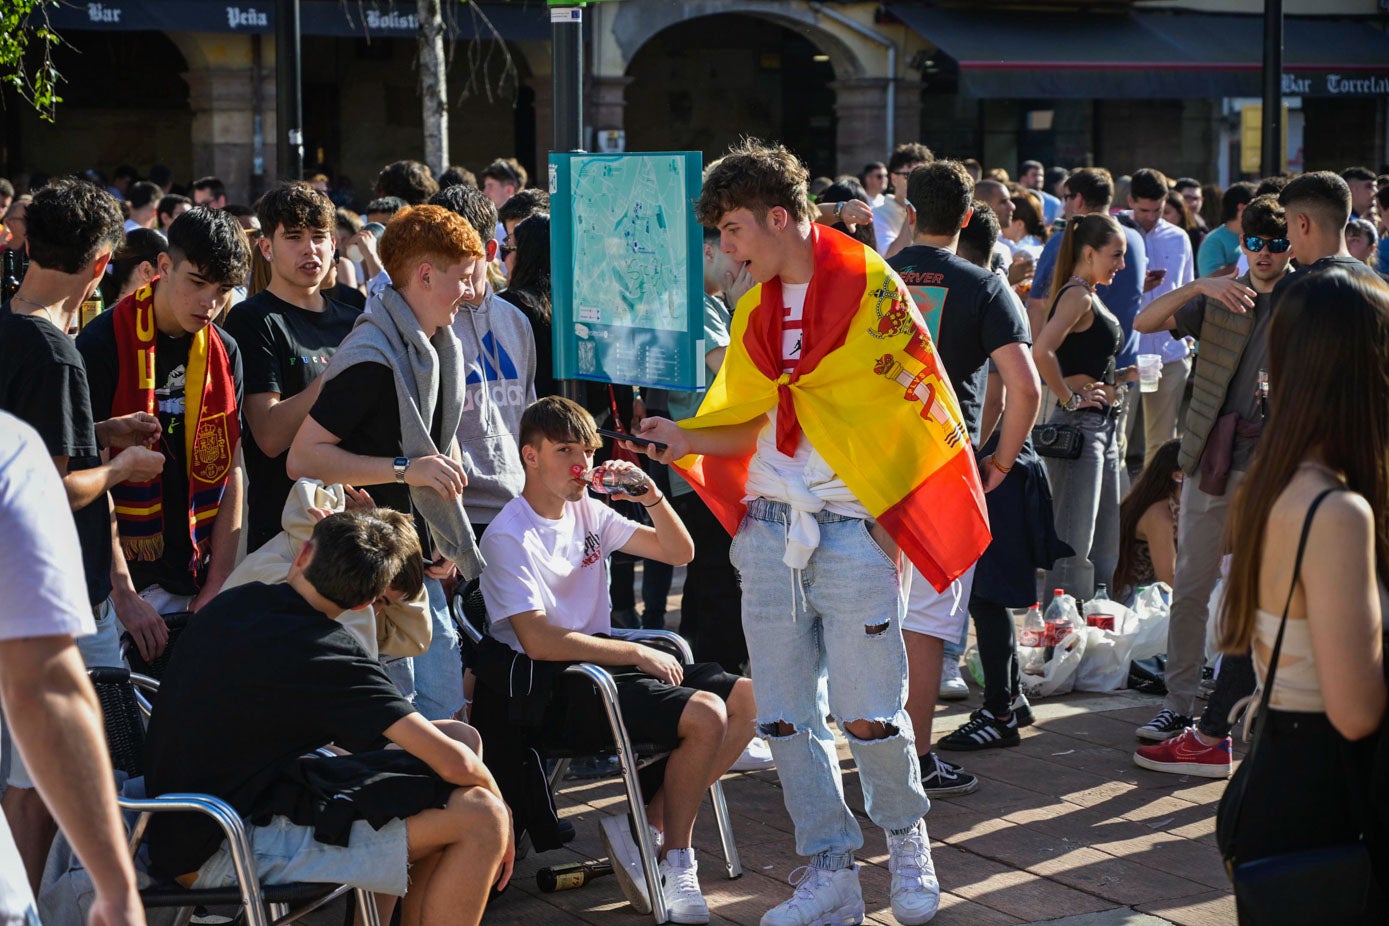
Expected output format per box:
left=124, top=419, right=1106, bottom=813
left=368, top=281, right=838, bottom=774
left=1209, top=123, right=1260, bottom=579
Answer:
left=170, top=907, right=195, bottom=926
left=268, top=902, right=290, bottom=921
left=574, top=664, right=669, bottom=925
left=354, top=888, right=382, bottom=926
left=547, top=757, right=571, bottom=792
left=708, top=779, right=743, bottom=879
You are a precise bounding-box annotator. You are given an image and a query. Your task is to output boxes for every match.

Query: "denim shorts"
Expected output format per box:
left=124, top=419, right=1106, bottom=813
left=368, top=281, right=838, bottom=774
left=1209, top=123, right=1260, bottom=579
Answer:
left=192, top=815, right=409, bottom=896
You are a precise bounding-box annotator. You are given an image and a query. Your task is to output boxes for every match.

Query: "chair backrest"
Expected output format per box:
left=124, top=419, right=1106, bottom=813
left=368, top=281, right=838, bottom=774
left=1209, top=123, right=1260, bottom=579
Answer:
left=87, top=666, right=148, bottom=777
left=122, top=611, right=191, bottom=680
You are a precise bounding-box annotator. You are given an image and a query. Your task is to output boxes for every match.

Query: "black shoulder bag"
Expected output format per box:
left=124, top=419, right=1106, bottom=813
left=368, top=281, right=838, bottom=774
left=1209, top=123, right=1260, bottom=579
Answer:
left=1214, top=486, right=1378, bottom=923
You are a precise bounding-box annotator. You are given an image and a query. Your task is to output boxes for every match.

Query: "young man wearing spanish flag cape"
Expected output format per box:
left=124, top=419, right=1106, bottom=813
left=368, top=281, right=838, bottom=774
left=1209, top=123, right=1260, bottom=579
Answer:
left=78, top=207, right=250, bottom=616
left=637, top=141, right=991, bottom=926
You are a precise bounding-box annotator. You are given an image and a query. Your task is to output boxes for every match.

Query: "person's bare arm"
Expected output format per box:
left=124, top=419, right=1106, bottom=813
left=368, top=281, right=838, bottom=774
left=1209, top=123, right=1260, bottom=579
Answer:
left=241, top=381, right=326, bottom=458
left=288, top=415, right=467, bottom=500
left=190, top=445, right=244, bottom=611
left=383, top=712, right=501, bottom=797
left=108, top=497, right=168, bottom=662
left=54, top=449, right=164, bottom=512
left=1134, top=276, right=1255, bottom=334
left=510, top=610, right=684, bottom=684
left=1031, top=289, right=1102, bottom=407
left=0, top=636, right=146, bottom=926
left=1302, top=492, right=1387, bottom=741
left=981, top=342, right=1041, bottom=492
left=634, top=414, right=766, bottom=467
left=883, top=203, right=915, bottom=259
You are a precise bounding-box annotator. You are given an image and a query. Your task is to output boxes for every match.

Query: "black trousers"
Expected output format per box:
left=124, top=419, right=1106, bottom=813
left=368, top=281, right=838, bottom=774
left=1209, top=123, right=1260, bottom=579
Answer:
left=968, top=596, right=1021, bottom=717
left=671, top=491, right=748, bottom=675
left=1197, top=652, right=1257, bottom=739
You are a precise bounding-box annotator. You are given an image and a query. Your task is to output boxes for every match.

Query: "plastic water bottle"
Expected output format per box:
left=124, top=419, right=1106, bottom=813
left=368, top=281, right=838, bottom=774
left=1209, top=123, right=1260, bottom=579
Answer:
left=1019, top=602, right=1045, bottom=647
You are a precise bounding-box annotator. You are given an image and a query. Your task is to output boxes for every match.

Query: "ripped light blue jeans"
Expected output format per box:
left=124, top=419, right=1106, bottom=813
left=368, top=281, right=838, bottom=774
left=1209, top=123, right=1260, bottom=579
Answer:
left=731, top=499, right=930, bottom=870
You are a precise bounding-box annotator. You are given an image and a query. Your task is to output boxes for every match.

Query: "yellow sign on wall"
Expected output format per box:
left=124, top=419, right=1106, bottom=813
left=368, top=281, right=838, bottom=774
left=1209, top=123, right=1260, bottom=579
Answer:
left=1240, top=103, right=1289, bottom=174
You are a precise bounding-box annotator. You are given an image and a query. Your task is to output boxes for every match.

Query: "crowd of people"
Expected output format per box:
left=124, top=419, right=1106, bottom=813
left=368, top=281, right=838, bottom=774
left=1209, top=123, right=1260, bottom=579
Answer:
left=0, top=140, right=1386, bottom=926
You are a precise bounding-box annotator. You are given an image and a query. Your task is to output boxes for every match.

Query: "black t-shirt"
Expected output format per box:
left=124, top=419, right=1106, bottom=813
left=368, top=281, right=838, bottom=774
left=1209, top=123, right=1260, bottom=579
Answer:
left=77, top=311, right=244, bottom=596
left=498, top=289, right=554, bottom=397
left=1272, top=254, right=1384, bottom=306
left=325, top=283, right=367, bottom=312
left=223, top=291, right=362, bottom=552
left=888, top=245, right=1032, bottom=444
left=0, top=313, right=112, bottom=605
left=308, top=361, right=446, bottom=557
left=143, top=581, right=415, bottom=876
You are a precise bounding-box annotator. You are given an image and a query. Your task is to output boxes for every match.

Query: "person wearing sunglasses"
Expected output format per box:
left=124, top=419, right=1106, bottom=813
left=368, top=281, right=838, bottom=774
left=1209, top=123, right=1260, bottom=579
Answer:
left=1129, top=194, right=1292, bottom=750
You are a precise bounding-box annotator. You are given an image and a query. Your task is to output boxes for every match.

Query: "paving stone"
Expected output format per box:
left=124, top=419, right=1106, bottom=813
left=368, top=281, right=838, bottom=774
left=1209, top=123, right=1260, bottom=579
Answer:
left=1022, top=910, right=1177, bottom=926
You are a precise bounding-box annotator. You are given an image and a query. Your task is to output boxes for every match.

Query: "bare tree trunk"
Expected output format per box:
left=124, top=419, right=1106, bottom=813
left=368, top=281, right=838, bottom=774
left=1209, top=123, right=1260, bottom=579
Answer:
left=417, top=0, right=448, bottom=173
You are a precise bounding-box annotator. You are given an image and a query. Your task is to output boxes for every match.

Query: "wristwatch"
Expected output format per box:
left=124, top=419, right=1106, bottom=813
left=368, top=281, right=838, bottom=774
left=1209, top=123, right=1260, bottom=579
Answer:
left=393, top=456, right=410, bottom=484
left=1062, top=391, right=1083, bottom=412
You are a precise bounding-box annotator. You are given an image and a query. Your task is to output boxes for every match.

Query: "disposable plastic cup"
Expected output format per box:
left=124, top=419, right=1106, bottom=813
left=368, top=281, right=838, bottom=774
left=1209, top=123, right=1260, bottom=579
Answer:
left=1137, top=354, right=1162, bottom=393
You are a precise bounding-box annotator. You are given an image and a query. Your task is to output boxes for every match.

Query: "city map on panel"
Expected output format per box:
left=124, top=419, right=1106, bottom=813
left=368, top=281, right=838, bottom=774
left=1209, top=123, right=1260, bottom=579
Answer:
left=551, top=151, right=704, bottom=391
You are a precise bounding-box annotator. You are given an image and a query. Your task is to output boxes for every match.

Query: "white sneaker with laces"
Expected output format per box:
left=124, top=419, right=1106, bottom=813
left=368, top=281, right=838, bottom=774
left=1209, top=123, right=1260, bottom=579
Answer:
left=939, top=656, right=969, bottom=700
left=760, top=864, right=864, bottom=926
left=600, top=813, right=661, bottom=915
left=731, top=736, right=776, bottom=771
left=887, top=820, right=940, bottom=925
left=660, top=848, right=710, bottom=924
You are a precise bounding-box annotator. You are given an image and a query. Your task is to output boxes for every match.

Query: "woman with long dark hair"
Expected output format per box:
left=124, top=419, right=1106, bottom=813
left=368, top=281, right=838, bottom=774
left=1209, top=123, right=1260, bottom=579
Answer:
left=100, top=227, right=168, bottom=306
left=498, top=212, right=553, bottom=396
left=1215, top=269, right=1388, bottom=922
left=1113, top=438, right=1181, bottom=602
left=1032, top=213, right=1127, bottom=598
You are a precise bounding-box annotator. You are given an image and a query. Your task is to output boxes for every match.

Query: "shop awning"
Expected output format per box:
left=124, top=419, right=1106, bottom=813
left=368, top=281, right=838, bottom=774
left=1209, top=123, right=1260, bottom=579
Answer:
left=42, top=1, right=551, bottom=42
left=888, top=4, right=1389, bottom=99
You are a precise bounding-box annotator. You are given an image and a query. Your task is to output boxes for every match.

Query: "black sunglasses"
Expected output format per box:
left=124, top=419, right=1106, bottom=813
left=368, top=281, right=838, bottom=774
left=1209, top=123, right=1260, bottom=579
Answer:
left=1243, top=235, right=1291, bottom=254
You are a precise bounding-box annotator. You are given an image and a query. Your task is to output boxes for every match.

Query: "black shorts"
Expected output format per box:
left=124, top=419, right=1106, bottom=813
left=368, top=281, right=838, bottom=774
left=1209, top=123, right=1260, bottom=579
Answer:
left=544, top=661, right=741, bottom=753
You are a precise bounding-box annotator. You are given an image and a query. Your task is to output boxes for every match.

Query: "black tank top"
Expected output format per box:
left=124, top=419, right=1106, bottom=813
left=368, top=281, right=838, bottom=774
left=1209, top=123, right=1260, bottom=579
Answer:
left=1050, top=282, right=1122, bottom=384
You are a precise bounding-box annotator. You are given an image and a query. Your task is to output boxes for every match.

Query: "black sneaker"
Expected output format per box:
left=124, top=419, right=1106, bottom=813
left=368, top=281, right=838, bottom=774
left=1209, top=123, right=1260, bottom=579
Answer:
left=919, top=750, right=979, bottom=795
left=1136, top=707, right=1192, bottom=742
left=1010, top=693, right=1035, bottom=728
left=938, top=708, right=1021, bottom=751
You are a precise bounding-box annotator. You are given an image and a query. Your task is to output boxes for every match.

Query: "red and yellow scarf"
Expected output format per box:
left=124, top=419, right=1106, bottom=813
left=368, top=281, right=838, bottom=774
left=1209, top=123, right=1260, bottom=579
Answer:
left=675, top=225, right=990, bottom=591
left=110, top=281, right=239, bottom=572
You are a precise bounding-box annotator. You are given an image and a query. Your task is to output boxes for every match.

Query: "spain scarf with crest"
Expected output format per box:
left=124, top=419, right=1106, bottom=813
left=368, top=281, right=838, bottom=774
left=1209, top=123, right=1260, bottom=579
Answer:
left=675, top=225, right=991, bottom=591
left=110, top=281, right=239, bottom=571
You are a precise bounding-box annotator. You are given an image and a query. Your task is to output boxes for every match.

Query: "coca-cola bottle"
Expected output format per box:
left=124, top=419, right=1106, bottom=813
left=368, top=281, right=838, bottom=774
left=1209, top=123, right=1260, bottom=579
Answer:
left=572, top=464, right=650, bottom=496
left=1043, top=588, right=1077, bottom=660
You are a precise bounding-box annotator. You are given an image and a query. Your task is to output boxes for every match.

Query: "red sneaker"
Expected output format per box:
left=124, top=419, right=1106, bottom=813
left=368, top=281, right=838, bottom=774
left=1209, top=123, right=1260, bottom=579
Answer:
left=1133, top=728, right=1232, bottom=779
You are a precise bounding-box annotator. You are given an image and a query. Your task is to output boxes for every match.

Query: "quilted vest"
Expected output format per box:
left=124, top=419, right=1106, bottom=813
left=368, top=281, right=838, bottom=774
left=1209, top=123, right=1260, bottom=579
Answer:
left=1178, top=296, right=1257, bottom=475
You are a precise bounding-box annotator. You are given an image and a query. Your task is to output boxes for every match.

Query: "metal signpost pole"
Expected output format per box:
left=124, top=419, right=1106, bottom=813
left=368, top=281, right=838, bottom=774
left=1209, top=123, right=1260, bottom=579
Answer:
left=552, top=2, right=585, bottom=402
left=1260, top=0, right=1283, bottom=178
left=276, top=0, right=304, bottom=181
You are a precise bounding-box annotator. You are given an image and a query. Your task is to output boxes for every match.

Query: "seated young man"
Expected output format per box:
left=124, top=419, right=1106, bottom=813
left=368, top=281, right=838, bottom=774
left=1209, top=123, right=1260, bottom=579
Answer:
left=479, top=396, right=755, bottom=925
left=143, top=510, right=512, bottom=926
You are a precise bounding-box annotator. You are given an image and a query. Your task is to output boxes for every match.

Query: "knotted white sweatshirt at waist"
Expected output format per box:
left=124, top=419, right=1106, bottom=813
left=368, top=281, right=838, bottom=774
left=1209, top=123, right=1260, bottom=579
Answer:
left=744, top=448, right=868, bottom=569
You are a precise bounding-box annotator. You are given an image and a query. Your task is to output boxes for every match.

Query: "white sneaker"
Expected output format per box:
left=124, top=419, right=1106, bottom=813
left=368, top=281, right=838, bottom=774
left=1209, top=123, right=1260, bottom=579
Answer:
left=660, top=848, right=710, bottom=924
left=760, top=864, right=864, bottom=926
left=939, top=656, right=969, bottom=700
left=887, top=820, right=940, bottom=925
left=731, top=736, right=776, bottom=771
left=600, top=813, right=661, bottom=915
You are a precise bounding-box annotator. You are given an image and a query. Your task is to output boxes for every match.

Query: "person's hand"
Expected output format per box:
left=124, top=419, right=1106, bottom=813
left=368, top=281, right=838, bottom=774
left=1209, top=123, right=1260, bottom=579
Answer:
left=1195, top=276, right=1257, bottom=315
left=495, top=804, right=516, bottom=891
left=1117, top=366, right=1139, bottom=385
left=114, top=446, right=165, bottom=484
left=604, top=459, right=659, bottom=505
left=634, top=644, right=683, bottom=686
left=979, top=455, right=1010, bottom=493
left=722, top=262, right=756, bottom=311
left=97, top=412, right=160, bottom=450
left=404, top=454, right=468, bottom=499
left=344, top=228, right=381, bottom=275
left=1143, top=268, right=1168, bottom=293
left=837, top=198, right=872, bottom=232
left=1071, top=382, right=1112, bottom=409
left=342, top=484, right=376, bottom=510
left=88, top=889, right=147, bottom=926
left=425, top=555, right=457, bottom=581
left=112, top=587, right=169, bottom=663
left=634, top=417, right=689, bottom=466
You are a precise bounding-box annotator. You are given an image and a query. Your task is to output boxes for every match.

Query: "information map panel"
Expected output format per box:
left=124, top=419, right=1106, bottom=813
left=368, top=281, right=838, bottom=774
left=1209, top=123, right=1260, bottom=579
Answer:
left=550, top=151, right=705, bottom=391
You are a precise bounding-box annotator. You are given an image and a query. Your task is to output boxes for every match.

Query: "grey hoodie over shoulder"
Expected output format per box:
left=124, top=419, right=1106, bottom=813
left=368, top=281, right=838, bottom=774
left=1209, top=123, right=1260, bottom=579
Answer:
left=451, top=287, right=537, bottom=526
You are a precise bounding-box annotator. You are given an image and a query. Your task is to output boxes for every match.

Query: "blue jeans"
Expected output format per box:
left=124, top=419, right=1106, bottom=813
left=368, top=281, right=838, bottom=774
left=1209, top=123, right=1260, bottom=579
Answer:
left=412, top=578, right=464, bottom=721
left=731, top=499, right=930, bottom=870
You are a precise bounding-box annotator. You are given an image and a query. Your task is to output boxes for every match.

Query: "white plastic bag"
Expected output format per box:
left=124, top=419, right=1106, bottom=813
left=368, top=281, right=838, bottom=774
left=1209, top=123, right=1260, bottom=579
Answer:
left=964, top=644, right=985, bottom=688
left=1074, top=625, right=1135, bottom=691
left=1019, top=629, right=1087, bottom=698
left=1128, top=582, right=1171, bottom=663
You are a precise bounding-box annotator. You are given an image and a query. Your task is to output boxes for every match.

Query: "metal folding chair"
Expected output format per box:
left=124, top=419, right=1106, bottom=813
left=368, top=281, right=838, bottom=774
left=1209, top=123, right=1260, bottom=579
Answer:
left=86, top=666, right=382, bottom=926
left=452, top=580, right=743, bottom=925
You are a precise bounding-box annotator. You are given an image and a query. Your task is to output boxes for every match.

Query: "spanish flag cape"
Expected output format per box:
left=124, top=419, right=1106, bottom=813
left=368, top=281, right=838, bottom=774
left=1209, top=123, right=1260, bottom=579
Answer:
left=675, top=225, right=990, bottom=591
left=109, top=280, right=239, bottom=573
